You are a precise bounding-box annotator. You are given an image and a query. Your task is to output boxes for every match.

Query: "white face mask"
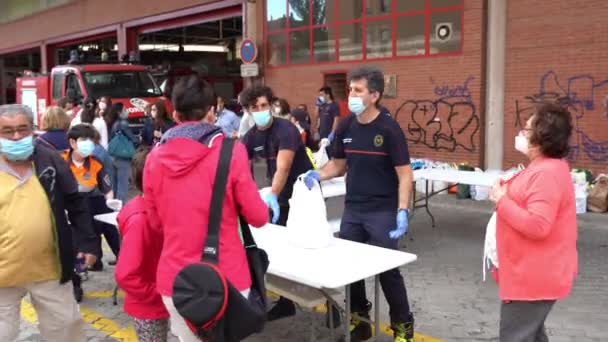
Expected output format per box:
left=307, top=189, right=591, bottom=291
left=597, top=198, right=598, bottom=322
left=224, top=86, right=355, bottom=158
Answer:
left=515, top=135, right=529, bottom=155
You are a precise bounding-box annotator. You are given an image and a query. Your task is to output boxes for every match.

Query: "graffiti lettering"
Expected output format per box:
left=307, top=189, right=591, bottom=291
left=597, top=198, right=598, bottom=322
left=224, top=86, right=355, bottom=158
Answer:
left=431, top=76, right=474, bottom=103
left=515, top=70, right=608, bottom=162
left=395, top=76, right=479, bottom=152
left=395, top=101, right=479, bottom=152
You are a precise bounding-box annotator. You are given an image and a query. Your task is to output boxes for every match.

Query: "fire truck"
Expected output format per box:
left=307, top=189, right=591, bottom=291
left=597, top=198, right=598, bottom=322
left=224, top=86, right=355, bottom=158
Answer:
left=16, top=62, right=171, bottom=129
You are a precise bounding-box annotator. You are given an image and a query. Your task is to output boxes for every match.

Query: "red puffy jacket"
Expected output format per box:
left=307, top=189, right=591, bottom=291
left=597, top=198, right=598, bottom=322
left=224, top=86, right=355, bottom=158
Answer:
left=143, top=125, right=268, bottom=296
left=115, top=196, right=168, bottom=320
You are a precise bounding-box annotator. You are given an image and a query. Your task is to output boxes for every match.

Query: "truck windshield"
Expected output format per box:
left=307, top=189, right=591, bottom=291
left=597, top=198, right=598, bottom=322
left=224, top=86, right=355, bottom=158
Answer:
left=82, top=70, right=162, bottom=99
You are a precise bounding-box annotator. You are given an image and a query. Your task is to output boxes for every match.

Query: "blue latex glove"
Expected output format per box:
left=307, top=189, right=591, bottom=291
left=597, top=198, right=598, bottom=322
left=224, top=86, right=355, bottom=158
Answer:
left=389, top=209, right=409, bottom=239
left=328, top=131, right=336, bottom=143
left=263, top=193, right=280, bottom=224
left=303, top=170, right=321, bottom=190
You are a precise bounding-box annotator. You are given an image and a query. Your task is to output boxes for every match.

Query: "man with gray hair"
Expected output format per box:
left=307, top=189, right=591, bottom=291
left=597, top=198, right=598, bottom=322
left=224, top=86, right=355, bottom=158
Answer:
left=0, top=104, right=98, bottom=341
left=303, top=66, right=416, bottom=342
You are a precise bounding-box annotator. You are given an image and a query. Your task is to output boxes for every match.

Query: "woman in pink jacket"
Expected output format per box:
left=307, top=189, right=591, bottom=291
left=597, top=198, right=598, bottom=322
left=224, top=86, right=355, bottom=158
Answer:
left=490, top=102, right=578, bottom=342
left=143, top=75, right=269, bottom=342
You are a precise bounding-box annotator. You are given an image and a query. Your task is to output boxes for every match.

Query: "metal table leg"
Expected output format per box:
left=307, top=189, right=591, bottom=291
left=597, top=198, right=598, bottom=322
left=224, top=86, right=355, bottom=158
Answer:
left=374, top=275, right=380, bottom=340
left=425, top=180, right=436, bottom=228
left=328, top=300, right=335, bottom=342
left=345, top=285, right=351, bottom=342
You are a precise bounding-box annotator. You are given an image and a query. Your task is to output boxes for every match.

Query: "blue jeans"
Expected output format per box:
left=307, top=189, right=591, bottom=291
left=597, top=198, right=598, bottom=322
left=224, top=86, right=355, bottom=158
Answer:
left=340, top=207, right=412, bottom=323
left=112, top=158, right=131, bottom=203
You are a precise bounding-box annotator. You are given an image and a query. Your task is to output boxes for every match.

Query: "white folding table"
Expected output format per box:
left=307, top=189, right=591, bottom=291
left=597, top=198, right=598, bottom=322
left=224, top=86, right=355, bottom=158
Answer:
left=251, top=224, right=417, bottom=342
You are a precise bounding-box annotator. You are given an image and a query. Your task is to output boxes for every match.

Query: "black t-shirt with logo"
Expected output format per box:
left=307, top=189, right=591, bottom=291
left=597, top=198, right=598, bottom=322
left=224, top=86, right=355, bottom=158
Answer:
left=243, top=117, right=314, bottom=206
left=318, top=102, right=340, bottom=139
left=332, top=111, right=411, bottom=212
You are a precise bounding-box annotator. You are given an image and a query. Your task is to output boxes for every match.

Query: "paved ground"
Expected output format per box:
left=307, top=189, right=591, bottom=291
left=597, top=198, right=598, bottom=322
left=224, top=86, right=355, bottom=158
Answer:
left=16, top=192, right=608, bottom=341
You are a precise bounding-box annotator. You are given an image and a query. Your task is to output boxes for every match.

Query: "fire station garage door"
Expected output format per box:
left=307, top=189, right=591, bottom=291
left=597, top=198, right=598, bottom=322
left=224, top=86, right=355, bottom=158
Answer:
left=135, top=5, right=243, bottom=104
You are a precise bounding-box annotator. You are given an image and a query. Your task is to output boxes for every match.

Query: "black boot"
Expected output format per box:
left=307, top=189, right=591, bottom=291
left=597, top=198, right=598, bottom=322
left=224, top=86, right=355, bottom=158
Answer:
left=339, top=301, right=372, bottom=342
left=392, top=313, right=415, bottom=342
left=267, top=297, right=296, bottom=321
left=72, top=274, right=83, bottom=303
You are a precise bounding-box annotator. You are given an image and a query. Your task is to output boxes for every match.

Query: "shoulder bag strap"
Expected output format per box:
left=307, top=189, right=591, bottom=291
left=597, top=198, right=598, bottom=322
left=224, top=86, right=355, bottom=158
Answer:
left=202, top=138, right=235, bottom=264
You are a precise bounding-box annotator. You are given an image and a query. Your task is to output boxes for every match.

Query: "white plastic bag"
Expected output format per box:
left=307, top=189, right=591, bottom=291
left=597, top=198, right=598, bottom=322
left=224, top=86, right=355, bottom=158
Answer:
left=472, top=168, right=490, bottom=201
left=313, top=139, right=330, bottom=169
left=286, top=176, right=333, bottom=249
left=482, top=212, right=498, bottom=281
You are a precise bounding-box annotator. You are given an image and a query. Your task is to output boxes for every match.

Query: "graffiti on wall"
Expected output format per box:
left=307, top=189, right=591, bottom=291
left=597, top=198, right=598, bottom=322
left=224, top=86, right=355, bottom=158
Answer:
left=395, top=76, right=479, bottom=152
left=515, top=71, right=608, bottom=162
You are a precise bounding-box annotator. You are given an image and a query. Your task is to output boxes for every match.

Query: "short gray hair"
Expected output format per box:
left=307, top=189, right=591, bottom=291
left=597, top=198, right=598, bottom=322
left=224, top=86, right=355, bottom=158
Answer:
left=0, top=104, right=35, bottom=125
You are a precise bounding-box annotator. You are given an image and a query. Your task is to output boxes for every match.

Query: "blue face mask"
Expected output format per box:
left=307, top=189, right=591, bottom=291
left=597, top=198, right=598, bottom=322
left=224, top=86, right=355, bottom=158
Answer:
left=0, top=135, right=34, bottom=161
left=252, top=110, right=272, bottom=127
left=76, top=139, right=95, bottom=157
left=348, top=96, right=366, bottom=116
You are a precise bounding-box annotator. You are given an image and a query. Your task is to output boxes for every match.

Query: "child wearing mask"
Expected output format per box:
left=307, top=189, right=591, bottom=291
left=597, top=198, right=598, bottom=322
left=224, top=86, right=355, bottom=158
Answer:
left=115, top=147, right=169, bottom=342
left=63, top=124, right=120, bottom=272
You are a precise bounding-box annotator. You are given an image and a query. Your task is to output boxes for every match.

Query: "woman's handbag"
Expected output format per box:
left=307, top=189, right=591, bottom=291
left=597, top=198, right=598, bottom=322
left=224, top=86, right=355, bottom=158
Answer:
left=172, top=138, right=268, bottom=341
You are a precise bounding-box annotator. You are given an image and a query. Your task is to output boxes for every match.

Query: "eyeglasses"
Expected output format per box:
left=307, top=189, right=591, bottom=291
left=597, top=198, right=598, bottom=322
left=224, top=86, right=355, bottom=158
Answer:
left=0, top=126, right=33, bottom=139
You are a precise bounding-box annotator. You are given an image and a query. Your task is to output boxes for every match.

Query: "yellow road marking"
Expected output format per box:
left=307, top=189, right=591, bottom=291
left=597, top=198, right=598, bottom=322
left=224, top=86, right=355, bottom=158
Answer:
left=21, top=299, right=137, bottom=342
left=85, top=290, right=125, bottom=299
left=80, top=305, right=137, bottom=341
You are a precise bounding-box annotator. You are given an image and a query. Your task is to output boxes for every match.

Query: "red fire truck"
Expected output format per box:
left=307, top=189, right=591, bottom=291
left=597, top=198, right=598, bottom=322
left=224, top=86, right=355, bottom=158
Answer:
left=16, top=63, right=171, bottom=128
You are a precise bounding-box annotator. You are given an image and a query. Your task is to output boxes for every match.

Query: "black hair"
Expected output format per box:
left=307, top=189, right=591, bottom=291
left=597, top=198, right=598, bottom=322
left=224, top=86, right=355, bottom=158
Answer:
left=240, top=85, right=275, bottom=109
left=349, top=65, right=385, bottom=105
left=171, top=74, right=216, bottom=121
left=80, top=97, right=97, bottom=124
left=529, top=102, right=573, bottom=159
left=319, top=86, right=334, bottom=100
left=67, top=123, right=96, bottom=142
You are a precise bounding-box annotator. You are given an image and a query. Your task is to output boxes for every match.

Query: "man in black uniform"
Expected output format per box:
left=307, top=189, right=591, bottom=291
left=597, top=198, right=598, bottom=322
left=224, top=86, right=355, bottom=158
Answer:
left=241, top=85, right=314, bottom=320
left=304, top=66, right=415, bottom=342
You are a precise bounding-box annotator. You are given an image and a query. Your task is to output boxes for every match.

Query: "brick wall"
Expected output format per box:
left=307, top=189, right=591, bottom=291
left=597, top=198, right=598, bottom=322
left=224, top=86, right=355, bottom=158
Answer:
left=256, top=0, right=485, bottom=167
left=504, top=0, right=608, bottom=174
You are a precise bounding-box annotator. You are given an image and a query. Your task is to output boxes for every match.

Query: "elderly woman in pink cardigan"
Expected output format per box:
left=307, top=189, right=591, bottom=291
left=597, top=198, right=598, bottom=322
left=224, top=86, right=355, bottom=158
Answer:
left=489, top=102, right=578, bottom=342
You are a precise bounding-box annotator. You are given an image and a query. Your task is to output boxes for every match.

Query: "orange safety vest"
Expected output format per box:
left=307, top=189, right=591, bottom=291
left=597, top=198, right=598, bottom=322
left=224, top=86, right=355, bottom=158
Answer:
left=61, top=150, right=105, bottom=193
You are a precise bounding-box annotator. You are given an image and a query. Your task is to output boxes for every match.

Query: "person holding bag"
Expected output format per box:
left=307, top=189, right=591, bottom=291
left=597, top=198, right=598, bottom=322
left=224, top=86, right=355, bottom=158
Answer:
left=489, top=102, right=578, bottom=342
left=143, top=75, right=268, bottom=342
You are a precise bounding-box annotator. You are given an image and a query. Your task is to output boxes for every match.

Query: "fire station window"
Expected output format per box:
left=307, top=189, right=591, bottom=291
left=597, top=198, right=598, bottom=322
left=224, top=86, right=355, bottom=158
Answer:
left=366, top=19, right=393, bottom=59
left=267, top=34, right=287, bottom=66
left=52, top=74, right=62, bottom=101
left=431, top=0, right=463, bottom=8
left=313, top=0, right=335, bottom=25
left=429, top=10, right=461, bottom=54
left=265, top=0, right=463, bottom=66
left=288, top=0, right=308, bottom=28
left=289, top=30, right=310, bottom=64
left=313, top=27, right=336, bottom=62
left=396, top=15, right=426, bottom=56
left=267, top=0, right=287, bottom=31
